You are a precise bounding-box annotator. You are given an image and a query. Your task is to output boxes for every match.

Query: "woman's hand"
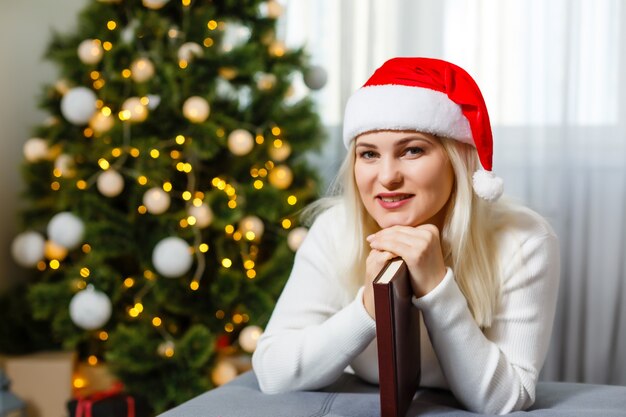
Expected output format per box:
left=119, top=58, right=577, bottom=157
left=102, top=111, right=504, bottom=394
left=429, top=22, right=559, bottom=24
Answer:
left=362, top=248, right=396, bottom=319
left=367, top=224, right=447, bottom=298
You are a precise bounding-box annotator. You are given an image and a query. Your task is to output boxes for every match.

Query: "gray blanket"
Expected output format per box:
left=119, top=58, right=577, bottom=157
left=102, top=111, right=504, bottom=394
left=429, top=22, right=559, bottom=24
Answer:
left=159, top=371, right=626, bottom=417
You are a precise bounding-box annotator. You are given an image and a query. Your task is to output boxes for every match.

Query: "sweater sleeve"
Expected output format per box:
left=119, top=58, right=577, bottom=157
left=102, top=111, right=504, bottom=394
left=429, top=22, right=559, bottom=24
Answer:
left=252, top=208, right=377, bottom=394
left=412, top=231, right=560, bottom=414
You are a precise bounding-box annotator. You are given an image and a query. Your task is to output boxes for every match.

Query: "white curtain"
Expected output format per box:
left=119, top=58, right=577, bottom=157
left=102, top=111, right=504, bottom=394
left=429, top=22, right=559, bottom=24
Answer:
left=281, top=0, right=626, bottom=385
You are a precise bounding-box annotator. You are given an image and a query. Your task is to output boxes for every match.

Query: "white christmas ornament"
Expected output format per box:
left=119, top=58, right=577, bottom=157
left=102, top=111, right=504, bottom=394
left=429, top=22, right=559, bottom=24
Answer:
left=259, top=0, right=284, bottom=18
left=142, top=0, right=169, bottom=9
left=130, top=58, right=155, bottom=83
left=121, top=97, right=148, bottom=122
left=23, top=138, right=49, bottom=162
left=177, top=42, right=203, bottom=62
left=255, top=72, right=276, bottom=91
left=221, top=21, right=251, bottom=52
left=304, top=65, right=328, bottom=90
left=54, top=154, right=75, bottom=177
left=238, top=325, right=263, bottom=353
left=143, top=187, right=171, bottom=214
left=89, top=111, right=115, bottom=134
left=287, top=227, right=308, bottom=251
left=188, top=203, right=214, bottom=228
left=183, top=96, right=210, bottom=123
left=211, top=359, right=238, bottom=386
left=11, top=231, right=45, bottom=268
left=239, top=216, right=264, bottom=241
left=97, top=169, right=125, bottom=197
left=152, top=237, right=193, bottom=278
left=61, top=87, right=97, bottom=125
left=77, top=39, right=103, bottom=65
left=69, top=285, right=112, bottom=330
left=215, top=78, right=237, bottom=100
left=47, top=212, right=85, bottom=250
left=227, top=129, right=254, bottom=156
left=146, top=94, right=161, bottom=110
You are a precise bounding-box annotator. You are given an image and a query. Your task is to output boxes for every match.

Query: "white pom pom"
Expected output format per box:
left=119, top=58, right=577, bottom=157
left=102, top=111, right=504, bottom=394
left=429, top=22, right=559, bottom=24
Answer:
left=472, top=170, right=504, bottom=202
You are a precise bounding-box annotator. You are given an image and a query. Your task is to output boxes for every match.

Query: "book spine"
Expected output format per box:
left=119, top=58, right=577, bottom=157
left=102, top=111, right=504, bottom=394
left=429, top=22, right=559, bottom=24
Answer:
left=373, top=282, right=398, bottom=417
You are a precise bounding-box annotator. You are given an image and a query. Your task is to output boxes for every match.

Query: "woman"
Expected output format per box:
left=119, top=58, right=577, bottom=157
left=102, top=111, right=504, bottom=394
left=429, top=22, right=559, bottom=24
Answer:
left=252, top=57, right=560, bottom=415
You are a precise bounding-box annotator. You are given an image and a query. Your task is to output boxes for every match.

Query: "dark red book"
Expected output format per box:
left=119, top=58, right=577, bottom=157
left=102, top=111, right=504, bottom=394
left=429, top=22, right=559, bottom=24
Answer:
left=373, top=258, right=421, bottom=417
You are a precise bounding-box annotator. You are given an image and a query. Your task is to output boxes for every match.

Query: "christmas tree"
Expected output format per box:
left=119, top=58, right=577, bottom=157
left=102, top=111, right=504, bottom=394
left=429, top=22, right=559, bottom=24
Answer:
left=10, top=0, right=326, bottom=412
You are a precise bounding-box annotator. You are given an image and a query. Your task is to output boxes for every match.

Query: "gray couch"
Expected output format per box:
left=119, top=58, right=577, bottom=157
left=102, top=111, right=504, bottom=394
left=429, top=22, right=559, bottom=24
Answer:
left=159, top=371, right=626, bottom=417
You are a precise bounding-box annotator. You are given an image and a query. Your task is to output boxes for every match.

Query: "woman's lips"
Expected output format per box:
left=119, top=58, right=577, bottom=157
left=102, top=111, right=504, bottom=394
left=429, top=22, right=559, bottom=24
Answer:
left=376, top=194, right=414, bottom=209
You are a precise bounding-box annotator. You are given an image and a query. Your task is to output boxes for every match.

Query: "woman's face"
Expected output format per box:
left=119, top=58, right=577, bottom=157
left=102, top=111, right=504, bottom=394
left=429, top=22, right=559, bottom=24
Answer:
left=354, top=130, right=455, bottom=229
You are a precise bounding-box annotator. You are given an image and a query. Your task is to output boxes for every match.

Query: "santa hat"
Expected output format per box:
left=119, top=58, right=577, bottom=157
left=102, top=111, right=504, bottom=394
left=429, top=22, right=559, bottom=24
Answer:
left=343, top=57, right=503, bottom=202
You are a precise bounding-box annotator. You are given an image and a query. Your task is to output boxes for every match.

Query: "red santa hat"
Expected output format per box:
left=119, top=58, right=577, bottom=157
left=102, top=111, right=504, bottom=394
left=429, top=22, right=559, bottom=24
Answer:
left=343, top=57, right=503, bottom=202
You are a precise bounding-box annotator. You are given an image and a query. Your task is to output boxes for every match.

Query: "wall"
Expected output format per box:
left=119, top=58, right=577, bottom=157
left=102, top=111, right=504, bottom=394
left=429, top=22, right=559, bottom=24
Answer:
left=0, top=0, right=87, bottom=290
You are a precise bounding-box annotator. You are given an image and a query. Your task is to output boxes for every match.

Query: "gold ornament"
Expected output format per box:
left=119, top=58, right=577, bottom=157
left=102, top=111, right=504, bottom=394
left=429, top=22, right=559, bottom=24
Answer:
left=130, top=58, right=155, bottom=82
left=268, top=140, right=291, bottom=161
left=268, top=165, right=293, bottom=189
left=77, top=39, right=103, bottom=65
left=182, top=96, right=210, bottom=123
left=227, top=129, right=254, bottom=156
left=239, top=216, right=264, bottom=241
left=121, top=97, right=148, bottom=122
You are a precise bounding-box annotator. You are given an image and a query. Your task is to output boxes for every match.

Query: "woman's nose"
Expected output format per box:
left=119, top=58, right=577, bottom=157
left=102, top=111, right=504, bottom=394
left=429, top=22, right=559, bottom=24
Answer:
left=378, top=157, right=402, bottom=188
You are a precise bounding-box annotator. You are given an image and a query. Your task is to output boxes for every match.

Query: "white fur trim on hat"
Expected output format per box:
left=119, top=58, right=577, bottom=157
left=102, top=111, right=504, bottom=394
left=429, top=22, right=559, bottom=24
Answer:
left=472, top=170, right=504, bottom=202
left=342, top=85, right=474, bottom=148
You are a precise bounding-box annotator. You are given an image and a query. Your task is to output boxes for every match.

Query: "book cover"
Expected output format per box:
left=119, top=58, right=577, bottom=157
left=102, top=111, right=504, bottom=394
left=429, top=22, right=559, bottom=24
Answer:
left=373, top=258, right=421, bottom=417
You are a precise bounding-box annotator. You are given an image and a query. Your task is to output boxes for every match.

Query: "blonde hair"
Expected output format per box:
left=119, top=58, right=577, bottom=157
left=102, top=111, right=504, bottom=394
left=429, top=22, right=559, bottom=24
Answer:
left=304, top=137, right=506, bottom=328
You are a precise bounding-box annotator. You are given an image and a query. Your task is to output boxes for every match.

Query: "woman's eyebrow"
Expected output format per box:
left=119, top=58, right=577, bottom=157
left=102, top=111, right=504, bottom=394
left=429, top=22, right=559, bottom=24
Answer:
left=355, top=142, right=377, bottom=149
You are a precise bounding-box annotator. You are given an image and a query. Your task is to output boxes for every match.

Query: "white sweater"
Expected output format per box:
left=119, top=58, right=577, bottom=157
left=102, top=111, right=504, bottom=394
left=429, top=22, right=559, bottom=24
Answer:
left=252, top=203, right=560, bottom=415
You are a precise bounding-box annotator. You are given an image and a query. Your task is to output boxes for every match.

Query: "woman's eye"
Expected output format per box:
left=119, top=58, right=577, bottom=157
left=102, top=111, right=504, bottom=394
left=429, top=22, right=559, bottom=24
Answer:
left=405, top=147, right=424, bottom=156
left=359, top=151, right=378, bottom=159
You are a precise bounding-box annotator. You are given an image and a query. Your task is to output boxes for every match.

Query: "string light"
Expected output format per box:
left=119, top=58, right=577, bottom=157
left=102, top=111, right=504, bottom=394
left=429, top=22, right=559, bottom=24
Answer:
left=199, top=243, right=209, bottom=253
left=37, top=261, right=46, bottom=271
left=233, top=314, right=243, bottom=324
left=76, top=281, right=87, bottom=289
left=73, top=377, right=87, bottom=389
left=179, top=60, right=188, bottom=69
left=122, top=69, right=131, bottom=78
left=282, top=219, right=292, bottom=229
left=99, top=331, right=108, bottom=341
left=182, top=0, right=191, bottom=6
left=84, top=127, right=94, bottom=137
left=221, top=258, right=232, bottom=268
left=255, top=134, right=264, bottom=144
left=233, top=231, right=242, bottom=241
left=76, top=180, right=87, bottom=190
left=107, top=20, right=117, bottom=30
left=246, top=270, right=257, bottom=279
left=189, top=281, right=199, bottom=291
left=144, top=270, right=155, bottom=280
left=163, top=182, right=173, bottom=192
left=134, top=302, right=144, bottom=313
left=82, top=244, right=91, bottom=253
left=271, top=126, right=281, bottom=136
left=90, top=71, right=100, bottom=80
left=224, top=323, right=234, bottom=332
left=215, top=310, right=225, bottom=319
left=88, top=355, right=98, bottom=365
left=253, top=180, right=263, bottom=189
left=207, top=20, right=218, bottom=30
left=150, top=149, right=160, bottom=158
left=80, top=267, right=90, bottom=278
left=123, top=277, right=135, bottom=288
left=243, top=260, right=255, bottom=270
left=175, top=135, right=185, bottom=145
left=182, top=191, right=192, bottom=200
left=49, top=260, right=60, bottom=269
left=103, top=41, right=113, bottom=51
left=203, top=38, right=214, bottom=47
left=152, top=317, right=162, bottom=327
left=216, top=128, right=225, bottom=137
left=137, top=205, right=147, bottom=214
left=51, top=181, right=61, bottom=191
left=130, top=148, right=140, bottom=157
left=137, top=176, right=148, bottom=185
left=287, top=195, right=297, bottom=205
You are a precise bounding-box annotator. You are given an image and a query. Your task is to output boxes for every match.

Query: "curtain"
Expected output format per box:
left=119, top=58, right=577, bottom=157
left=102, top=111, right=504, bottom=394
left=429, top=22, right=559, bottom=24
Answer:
left=281, top=0, right=626, bottom=385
